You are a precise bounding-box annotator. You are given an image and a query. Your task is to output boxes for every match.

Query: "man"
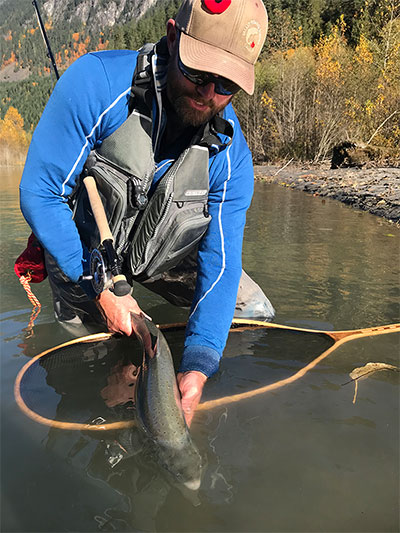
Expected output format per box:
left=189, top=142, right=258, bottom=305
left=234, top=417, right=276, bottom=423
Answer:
left=20, top=0, right=274, bottom=425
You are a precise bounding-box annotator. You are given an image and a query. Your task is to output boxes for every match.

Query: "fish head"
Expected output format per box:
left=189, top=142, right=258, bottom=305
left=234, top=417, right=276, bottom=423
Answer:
left=157, top=437, right=203, bottom=490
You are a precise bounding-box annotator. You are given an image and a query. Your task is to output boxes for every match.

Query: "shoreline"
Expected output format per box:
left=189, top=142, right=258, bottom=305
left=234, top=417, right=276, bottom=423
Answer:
left=2, top=159, right=400, bottom=225
left=254, top=164, right=400, bottom=225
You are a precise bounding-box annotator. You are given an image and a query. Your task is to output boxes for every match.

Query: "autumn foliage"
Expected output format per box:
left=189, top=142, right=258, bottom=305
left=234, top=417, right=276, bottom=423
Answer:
left=0, top=107, right=30, bottom=165
left=1, top=0, right=399, bottom=164
left=234, top=2, right=400, bottom=162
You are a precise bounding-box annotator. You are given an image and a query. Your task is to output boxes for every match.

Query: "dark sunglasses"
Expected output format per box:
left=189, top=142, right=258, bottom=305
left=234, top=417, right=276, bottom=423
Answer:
left=177, top=55, right=240, bottom=96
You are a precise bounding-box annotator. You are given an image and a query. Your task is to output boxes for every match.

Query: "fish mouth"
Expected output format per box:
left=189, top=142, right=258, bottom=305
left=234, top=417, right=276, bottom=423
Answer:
left=183, top=477, right=201, bottom=491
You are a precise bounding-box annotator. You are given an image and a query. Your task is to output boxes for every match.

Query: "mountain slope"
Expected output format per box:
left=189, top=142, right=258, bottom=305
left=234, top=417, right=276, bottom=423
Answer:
left=1, top=0, right=158, bottom=35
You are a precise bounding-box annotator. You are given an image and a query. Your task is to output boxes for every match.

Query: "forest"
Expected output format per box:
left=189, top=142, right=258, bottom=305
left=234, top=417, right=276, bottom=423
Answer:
left=0, top=0, right=399, bottom=163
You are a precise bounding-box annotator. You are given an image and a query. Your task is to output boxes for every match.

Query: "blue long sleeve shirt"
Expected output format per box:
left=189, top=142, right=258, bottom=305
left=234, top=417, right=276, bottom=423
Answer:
left=20, top=47, right=254, bottom=377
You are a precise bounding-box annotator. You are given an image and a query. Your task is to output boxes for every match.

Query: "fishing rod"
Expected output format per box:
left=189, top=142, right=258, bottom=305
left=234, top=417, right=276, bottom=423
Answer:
left=28, top=1, right=131, bottom=299
left=32, top=0, right=60, bottom=81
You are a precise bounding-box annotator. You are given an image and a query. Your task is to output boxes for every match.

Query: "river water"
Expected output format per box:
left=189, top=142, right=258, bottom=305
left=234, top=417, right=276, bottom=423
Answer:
left=1, top=166, right=399, bottom=532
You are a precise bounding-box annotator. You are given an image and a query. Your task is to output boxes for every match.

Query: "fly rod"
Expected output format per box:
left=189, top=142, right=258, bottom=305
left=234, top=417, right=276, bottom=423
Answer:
left=83, top=175, right=132, bottom=297
left=32, top=0, right=60, bottom=81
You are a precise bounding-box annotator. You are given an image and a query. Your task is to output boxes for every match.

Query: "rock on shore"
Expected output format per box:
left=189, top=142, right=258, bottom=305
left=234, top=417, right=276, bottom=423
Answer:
left=254, top=164, right=400, bottom=225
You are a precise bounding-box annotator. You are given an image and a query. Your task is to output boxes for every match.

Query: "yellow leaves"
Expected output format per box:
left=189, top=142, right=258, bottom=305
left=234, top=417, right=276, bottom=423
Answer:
left=96, top=39, right=109, bottom=51
left=3, top=51, right=16, bottom=67
left=355, top=34, right=373, bottom=64
left=72, top=32, right=80, bottom=42
left=338, top=14, right=347, bottom=36
left=365, top=99, right=374, bottom=116
left=285, top=48, right=296, bottom=59
left=240, top=15, right=400, bottom=159
left=261, top=91, right=275, bottom=112
left=316, top=57, right=342, bottom=85
left=4, top=106, right=24, bottom=129
left=314, top=26, right=349, bottom=87
left=0, top=107, right=29, bottom=149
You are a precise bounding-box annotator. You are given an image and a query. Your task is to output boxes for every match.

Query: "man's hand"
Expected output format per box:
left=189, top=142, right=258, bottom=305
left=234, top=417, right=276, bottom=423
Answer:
left=96, top=289, right=143, bottom=336
left=177, top=371, right=207, bottom=427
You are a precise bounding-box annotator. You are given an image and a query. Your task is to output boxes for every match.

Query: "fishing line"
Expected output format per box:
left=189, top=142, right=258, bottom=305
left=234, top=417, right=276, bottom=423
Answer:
left=14, top=319, right=400, bottom=431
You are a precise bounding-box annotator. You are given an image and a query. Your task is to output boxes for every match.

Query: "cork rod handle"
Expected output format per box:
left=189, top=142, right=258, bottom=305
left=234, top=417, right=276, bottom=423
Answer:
left=83, top=176, right=113, bottom=243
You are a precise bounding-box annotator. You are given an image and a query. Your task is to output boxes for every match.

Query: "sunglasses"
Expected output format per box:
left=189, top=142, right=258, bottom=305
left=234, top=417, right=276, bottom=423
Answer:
left=177, top=55, right=241, bottom=96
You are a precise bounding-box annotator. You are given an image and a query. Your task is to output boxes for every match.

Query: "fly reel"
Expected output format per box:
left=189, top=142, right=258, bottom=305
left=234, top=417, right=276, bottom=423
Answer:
left=83, top=175, right=131, bottom=298
left=89, top=248, right=111, bottom=294
left=89, top=242, right=131, bottom=297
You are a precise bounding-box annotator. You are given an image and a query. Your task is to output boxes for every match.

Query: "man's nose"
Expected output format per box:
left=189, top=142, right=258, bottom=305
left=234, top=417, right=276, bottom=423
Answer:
left=195, top=82, right=216, bottom=99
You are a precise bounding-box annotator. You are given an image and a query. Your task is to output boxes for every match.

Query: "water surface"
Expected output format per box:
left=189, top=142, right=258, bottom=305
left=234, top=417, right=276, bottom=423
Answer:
left=1, top=166, right=399, bottom=532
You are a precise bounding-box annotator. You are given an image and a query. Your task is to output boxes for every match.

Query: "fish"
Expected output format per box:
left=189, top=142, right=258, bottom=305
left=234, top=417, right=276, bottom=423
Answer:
left=132, top=315, right=202, bottom=490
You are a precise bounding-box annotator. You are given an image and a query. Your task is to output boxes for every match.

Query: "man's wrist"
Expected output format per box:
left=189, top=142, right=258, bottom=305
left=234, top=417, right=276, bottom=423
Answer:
left=179, top=345, right=221, bottom=378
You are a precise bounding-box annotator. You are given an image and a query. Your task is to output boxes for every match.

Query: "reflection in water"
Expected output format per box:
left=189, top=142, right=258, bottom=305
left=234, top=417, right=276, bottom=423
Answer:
left=101, top=360, right=138, bottom=410
left=207, top=410, right=234, bottom=504
left=32, top=333, right=200, bottom=531
left=2, top=168, right=399, bottom=532
left=245, top=182, right=400, bottom=328
left=17, top=327, right=342, bottom=530
left=18, top=320, right=206, bottom=530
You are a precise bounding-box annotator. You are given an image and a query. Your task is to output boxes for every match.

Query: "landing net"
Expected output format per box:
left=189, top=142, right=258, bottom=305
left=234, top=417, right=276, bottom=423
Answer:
left=14, top=320, right=399, bottom=431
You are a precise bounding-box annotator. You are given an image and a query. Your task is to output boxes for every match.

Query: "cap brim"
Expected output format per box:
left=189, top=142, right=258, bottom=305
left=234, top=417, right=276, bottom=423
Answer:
left=179, top=32, right=255, bottom=95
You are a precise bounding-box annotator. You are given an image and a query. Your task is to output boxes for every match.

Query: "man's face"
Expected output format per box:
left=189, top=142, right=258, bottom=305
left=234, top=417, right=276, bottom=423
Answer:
left=166, top=43, right=233, bottom=128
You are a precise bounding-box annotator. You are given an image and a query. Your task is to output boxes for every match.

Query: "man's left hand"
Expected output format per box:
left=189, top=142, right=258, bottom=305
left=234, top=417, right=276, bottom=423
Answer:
left=177, top=371, right=207, bottom=427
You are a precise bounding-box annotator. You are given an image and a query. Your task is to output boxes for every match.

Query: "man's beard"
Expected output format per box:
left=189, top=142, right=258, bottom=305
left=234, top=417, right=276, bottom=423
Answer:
left=171, top=94, right=221, bottom=127
left=165, top=58, right=232, bottom=128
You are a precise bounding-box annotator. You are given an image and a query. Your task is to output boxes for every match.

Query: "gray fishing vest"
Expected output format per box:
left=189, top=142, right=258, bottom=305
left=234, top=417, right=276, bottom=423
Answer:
left=73, top=42, right=233, bottom=282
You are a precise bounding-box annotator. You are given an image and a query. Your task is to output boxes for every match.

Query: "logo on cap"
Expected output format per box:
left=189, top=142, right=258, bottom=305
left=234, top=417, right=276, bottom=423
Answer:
left=243, top=20, right=262, bottom=51
left=203, top=0, right=231, bottom=14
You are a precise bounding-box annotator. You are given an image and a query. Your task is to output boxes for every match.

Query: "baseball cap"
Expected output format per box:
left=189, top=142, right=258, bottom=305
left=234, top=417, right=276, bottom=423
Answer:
left=175, top=0, right=268, bottom=95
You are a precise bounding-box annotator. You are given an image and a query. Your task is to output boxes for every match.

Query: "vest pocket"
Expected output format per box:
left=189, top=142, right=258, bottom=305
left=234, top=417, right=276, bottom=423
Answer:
left=129, top=202, right=211, bottom=279
left=73, top=159, right=141, bottom=253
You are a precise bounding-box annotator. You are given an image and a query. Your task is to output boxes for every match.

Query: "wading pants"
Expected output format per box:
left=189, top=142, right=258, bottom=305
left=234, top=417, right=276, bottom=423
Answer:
left=45, top=251, right=275, bottom=335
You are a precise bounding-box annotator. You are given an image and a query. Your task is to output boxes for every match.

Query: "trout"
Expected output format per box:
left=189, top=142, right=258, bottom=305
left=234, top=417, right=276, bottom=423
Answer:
left=132, top=315, right=202, bottom=490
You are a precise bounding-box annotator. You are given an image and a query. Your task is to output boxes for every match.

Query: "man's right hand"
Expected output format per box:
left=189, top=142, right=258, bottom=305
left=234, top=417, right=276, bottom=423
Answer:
left=96, top=289, right=143, bottom=336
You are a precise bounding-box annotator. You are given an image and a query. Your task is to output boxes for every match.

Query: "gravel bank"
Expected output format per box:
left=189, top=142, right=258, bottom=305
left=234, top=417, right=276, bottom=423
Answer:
left=254, top=164, right=400, bottom=224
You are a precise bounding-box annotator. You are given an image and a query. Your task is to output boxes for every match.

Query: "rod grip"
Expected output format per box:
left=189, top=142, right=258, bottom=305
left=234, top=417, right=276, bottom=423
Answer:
left=83, top=176, right=113, bottom=243
left=83, top=176, right=132, bottom=297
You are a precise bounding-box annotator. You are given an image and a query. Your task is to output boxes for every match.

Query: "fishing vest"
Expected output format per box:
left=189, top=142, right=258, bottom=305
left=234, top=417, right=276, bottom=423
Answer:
left=73, top=42, right=233, bottom=282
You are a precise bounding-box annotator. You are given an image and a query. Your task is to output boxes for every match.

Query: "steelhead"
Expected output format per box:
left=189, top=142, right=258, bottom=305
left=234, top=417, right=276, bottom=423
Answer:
left=132, top=315, right=202, bottom=490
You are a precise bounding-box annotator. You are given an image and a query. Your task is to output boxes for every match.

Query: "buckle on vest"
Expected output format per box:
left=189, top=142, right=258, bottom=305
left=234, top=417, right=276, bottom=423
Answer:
left=127, top=180, right=148, bottom=216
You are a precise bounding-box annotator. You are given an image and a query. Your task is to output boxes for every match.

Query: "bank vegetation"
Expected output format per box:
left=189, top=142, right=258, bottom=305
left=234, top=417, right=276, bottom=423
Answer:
left=234, top=4, right=400, bottom=163
left=1, top=0, right=399, bottom=165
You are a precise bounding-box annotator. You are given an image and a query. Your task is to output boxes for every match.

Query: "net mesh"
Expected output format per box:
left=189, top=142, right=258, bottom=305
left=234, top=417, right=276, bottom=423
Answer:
left=18, top=327, right=333, bottom=427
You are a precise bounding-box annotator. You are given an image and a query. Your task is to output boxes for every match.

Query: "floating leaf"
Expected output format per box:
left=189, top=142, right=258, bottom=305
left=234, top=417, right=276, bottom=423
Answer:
left=346, top=362, right=399, bottom=404
left=349, top=362, right=399, bottom=381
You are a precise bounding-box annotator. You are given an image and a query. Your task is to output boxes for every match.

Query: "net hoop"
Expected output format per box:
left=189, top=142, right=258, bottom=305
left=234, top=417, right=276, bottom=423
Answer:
left=14, top=320, right=400, bottom=431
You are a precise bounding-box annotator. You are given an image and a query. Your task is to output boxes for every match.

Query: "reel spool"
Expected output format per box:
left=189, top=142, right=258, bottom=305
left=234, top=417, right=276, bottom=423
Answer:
left=89, top=248, right=111, bottom=295
left=89, top=245, right=131, bottom=297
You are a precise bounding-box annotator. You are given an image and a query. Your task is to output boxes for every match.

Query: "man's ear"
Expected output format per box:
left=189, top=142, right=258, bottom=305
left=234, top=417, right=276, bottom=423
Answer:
left=166, top=19, right=178, bottom=55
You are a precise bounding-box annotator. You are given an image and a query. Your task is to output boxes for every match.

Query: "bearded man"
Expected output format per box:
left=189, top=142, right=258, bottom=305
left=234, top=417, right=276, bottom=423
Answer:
left=20, top=0, right=274, bottom=425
